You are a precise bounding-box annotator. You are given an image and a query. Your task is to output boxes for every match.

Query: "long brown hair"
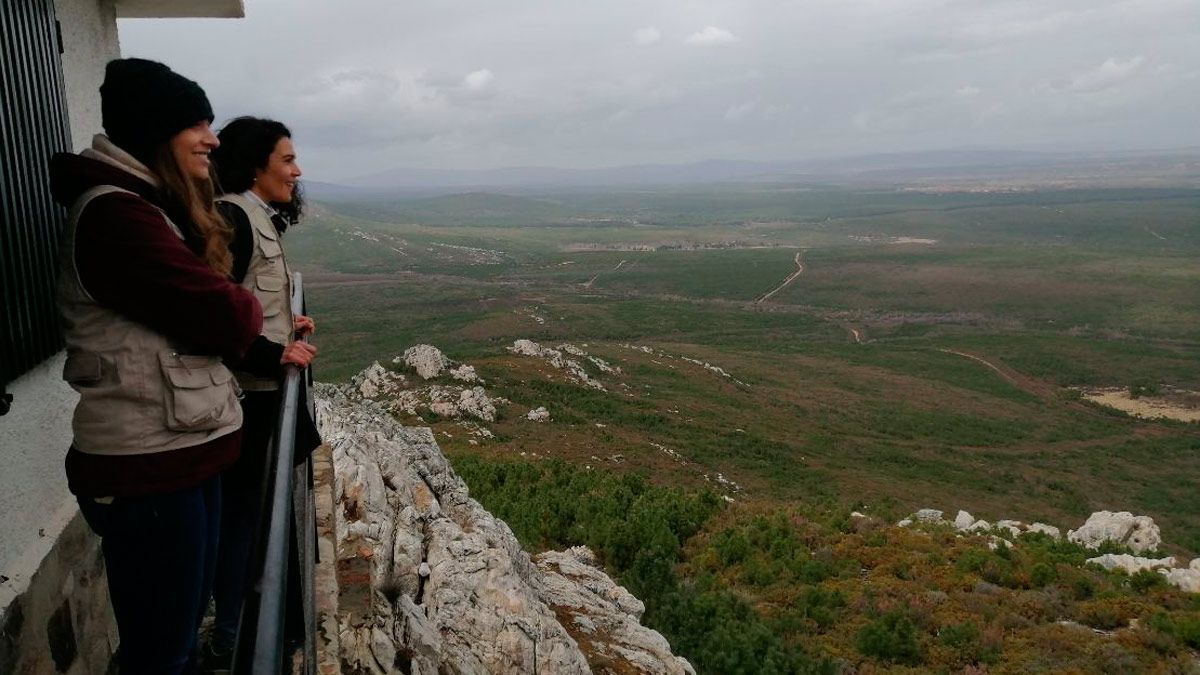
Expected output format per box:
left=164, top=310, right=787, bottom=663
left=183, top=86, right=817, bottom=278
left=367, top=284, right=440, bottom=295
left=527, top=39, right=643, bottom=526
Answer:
left=149, top=144, right=233, bottom=277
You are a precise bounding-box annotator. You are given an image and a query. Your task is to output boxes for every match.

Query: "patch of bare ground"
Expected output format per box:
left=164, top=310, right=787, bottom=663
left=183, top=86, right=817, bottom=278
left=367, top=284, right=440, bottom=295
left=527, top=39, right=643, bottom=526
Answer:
left=1079, top=387, right=1200, bottom=422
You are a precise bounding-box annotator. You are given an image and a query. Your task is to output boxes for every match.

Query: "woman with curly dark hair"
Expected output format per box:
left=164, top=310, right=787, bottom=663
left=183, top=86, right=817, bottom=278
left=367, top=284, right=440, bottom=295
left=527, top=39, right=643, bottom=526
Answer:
left=204, top=116, right=321, bottom=667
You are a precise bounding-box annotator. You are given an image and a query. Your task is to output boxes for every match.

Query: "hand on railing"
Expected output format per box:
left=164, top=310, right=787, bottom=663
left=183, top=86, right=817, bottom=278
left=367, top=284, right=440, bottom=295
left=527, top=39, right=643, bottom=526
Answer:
left=281, top=341, right=318, bottom=369
left=293, top=314, right=315, bottom=338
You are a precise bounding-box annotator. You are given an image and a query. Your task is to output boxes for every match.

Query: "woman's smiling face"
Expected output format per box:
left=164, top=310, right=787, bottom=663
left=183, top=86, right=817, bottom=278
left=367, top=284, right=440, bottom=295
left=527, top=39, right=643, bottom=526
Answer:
left=170, top=121, right=219, bottom=180
left=253, top=137, right=302, bottom=203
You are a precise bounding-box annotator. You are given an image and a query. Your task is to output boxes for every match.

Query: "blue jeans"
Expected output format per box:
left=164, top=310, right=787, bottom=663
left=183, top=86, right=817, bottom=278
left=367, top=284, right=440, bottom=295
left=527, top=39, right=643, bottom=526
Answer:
left=78, top=475, right=221, bottom=675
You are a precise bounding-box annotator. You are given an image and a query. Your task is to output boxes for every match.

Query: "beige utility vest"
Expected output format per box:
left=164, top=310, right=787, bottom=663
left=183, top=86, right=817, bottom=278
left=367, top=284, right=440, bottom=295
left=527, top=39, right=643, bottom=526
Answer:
left=59, top=185, right=243, bottom=456
left=218, top=193, right=294, bottom=391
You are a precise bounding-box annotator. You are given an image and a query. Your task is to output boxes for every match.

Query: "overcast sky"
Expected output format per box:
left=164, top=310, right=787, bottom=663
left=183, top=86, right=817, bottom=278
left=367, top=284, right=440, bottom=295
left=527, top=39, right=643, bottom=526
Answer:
left=119, top=0, right=1200, bottom=181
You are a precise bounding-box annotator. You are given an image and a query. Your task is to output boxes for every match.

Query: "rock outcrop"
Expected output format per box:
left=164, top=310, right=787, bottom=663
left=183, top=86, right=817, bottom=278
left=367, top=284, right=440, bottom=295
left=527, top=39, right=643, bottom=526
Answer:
left=316, top=385, right=693, bottom=674
left=508, top=340, right=606, bottom=390
left=1160, top=559, right=1200, bottom=593
left=896, top=506, right=1198, bottom=594
left=1085, top=554, right=1176, bottom=575
left=349, top=357, right=499, bottom=424
left=526, top=406, right=551, bottom=422
left=350, top=362, right=407, bottom=400
left=402, top=344, right=452, bottom=380
left=1068, top=511, right=1162, bottom=553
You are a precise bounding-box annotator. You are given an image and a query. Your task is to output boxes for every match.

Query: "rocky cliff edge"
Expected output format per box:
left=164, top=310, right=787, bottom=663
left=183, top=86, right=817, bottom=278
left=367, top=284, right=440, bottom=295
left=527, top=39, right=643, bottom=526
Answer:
left=315, top=383, right=694, bottom=675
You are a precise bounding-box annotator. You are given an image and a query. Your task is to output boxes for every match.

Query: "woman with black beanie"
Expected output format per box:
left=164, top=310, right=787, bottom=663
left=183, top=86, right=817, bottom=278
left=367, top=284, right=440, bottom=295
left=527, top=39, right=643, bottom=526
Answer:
left=204, top=116, right=321, bottom=667
left=49, top=59, right=263, bottom=674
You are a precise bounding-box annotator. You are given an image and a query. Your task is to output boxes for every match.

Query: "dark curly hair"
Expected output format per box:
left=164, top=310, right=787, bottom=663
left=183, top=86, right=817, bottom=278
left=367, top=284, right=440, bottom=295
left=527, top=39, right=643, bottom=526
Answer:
left=213, top=116, right=304, bottom=224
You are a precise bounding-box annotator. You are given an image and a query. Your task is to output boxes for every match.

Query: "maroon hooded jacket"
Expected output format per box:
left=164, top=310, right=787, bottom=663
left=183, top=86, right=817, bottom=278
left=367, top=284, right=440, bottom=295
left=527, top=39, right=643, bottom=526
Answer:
left=50, top=149, right=263, bottom=497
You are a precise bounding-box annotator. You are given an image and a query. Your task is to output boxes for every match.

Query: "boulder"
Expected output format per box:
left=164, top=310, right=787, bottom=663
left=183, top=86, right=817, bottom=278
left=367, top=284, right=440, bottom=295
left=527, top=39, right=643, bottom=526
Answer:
left=1068, top=511, right=1162, bottom=553
left=1085, top=554, right=1175, bottom=574
left=995, top=520, right=1024, bottom=537
left=968, top=519, right=992, bottom=533
left=457, top=387, right=497, bottom=422
left=402, top=344, right=451, bottom=380
left=449, top=364, right=480, bottom=383
left=526, top=407, right=551, bottom=422
left=914, top=509, right=944, bottom=523
left=954, top=510, right=974, bottom=530
left=1026, top=523, right=1061, bottom=539
left=1160, top=559, right=1200, bottom=593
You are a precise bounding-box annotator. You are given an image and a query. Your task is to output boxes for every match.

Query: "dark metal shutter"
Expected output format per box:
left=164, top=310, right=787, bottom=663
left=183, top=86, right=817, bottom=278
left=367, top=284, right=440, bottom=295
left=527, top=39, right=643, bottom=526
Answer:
left=0, top=0, right=72, bottom=390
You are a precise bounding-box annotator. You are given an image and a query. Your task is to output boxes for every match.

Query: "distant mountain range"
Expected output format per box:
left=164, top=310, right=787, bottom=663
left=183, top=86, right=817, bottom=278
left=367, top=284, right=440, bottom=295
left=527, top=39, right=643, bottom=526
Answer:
left=305, top=148, right=1200, bottom=200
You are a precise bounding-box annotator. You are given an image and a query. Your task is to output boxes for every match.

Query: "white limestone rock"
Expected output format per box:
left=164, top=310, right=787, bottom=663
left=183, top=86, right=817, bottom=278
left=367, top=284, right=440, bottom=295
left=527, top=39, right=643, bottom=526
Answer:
left=402, top=344, right=451, bottom=380
left=914, top=509, right=944, bottom=523
left=954, top=510, right=974, bottom=530
left=457, top=386, right=497, bottom=423
left=1068, top=511, right=1162, bottom=553
left=349, top=361, right=406, bottom=400
left=449, top=364, right=480, bottom=383
left=1026, top=523, right=1062, bottom=539
left=968, top=519, right=992, bottom=533
left=996, top=520, right=1024, bottom=537
left=987, top=536, right=1011, bottom=551
left=896, top=518, right=914, bottom=528
left=558, top=343, right=587, bottom=357
left=316, top=386, right=692, bottom=674
left=526, top=407, right=551, bottom=422
left=509, top=339, right=606, bottom=391
left=535, top=547, right=695, bottom=674
left=1086, top=553, right=1175, bottom=574
left=1160, top=559, right=1200, bottom=593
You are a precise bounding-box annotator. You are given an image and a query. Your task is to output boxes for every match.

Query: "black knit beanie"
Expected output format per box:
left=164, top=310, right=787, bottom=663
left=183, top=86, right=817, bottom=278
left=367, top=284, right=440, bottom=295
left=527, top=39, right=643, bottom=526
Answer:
left=100, top=58, right=214, bottom=165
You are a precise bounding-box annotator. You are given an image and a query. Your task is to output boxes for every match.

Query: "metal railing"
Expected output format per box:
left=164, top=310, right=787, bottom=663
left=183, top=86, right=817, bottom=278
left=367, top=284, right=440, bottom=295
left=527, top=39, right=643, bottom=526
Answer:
left=233, top=272, right=318, bottom=675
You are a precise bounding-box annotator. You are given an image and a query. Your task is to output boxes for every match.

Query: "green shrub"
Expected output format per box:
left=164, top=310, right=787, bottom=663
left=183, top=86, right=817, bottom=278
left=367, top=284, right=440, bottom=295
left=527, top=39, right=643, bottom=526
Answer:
left=857, top=610, right=922, bottom=665
left=939, top=620, right=979, bottom=648
left=1148, top=611, right=1200, bottom=649
left=1030, top=562, right=1057, bottom=587
left=1129, top=569, right=1168, bottom=593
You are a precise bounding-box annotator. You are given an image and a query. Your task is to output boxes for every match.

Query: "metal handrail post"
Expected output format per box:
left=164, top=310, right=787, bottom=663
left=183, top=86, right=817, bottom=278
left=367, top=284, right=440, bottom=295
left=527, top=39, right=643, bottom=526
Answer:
left=234, top=272, right=307, bottom=674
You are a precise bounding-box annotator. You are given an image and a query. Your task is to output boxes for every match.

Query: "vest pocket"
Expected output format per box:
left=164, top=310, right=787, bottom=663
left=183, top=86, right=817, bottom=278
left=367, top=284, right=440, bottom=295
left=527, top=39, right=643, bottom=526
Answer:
left=64, top=352, right=106, bottom=387
left=158, top=352, right=236, bottom=431
left=255, top=274, right=287, bottom=318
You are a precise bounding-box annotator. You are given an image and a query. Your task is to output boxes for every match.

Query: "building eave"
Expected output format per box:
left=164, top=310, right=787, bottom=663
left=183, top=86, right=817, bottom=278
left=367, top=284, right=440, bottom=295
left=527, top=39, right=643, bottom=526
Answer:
left=114, top=0, right=245, bottom=19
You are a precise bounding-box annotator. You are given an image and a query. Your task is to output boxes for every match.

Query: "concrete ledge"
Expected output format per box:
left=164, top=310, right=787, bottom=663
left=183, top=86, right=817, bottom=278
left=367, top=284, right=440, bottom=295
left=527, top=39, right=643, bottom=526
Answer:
left=0, top=511, right=116, bottom=674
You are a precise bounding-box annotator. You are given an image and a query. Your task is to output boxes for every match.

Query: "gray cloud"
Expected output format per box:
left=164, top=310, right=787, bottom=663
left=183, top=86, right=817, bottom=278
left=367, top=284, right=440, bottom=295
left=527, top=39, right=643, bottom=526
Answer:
left=684, top=26, right=738, bottom=46
left=117, top=0, right=1200, bottom=180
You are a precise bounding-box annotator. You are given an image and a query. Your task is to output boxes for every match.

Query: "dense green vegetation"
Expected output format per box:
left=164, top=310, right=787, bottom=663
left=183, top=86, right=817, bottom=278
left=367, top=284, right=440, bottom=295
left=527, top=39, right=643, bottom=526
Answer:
left=451, top=456, right=836, bottom=674
left=297, top=184, right=1200, bottom=672
left=454, top=455, right=1200, bottom=672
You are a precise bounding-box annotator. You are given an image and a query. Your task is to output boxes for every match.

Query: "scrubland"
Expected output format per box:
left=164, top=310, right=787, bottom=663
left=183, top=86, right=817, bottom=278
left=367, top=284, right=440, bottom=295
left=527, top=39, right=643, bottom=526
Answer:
left=293, top=185, right=1200, bottom=672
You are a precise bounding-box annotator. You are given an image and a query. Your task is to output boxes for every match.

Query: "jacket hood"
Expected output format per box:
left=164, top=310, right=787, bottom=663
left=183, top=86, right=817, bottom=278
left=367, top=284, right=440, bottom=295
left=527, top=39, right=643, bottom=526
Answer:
left=50, top=135, right=161, bottom=209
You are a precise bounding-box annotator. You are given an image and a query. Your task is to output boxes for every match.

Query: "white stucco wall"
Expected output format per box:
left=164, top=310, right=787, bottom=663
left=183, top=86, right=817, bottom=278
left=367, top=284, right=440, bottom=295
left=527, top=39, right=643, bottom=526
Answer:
left=54, top=0, right=121, bottom=151
left=0, top=354, right=79, bottom=592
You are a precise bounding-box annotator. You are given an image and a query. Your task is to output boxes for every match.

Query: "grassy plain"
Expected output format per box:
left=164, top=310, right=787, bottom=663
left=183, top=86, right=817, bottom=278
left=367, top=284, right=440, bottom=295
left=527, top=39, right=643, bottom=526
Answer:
left=292, top=185, right=1200, bottom=671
